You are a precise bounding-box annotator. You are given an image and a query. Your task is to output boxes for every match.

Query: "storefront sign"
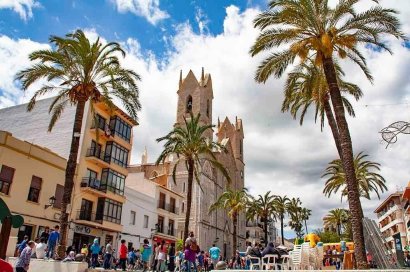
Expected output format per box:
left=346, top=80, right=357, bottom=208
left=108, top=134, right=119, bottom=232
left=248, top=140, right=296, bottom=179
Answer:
left=73, top=224, right=91, bottom=235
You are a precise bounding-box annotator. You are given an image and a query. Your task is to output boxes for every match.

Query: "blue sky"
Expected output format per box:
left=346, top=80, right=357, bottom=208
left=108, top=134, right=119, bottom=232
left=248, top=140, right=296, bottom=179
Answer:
left=1, top=0, right=410, bottom=239
left=0, top=0, right=265, bottom=58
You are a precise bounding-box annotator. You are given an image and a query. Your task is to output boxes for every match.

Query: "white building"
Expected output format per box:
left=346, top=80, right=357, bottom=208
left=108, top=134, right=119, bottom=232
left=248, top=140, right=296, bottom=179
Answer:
left=124, top=165, right=183, bottom=247
left=120, top=182, right=157, bottom=250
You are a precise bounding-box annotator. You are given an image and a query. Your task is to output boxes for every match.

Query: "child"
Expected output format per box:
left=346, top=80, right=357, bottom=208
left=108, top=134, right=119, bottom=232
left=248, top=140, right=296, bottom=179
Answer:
left=197, top=251, right=204, bottom=272
left=119, top=240, right=128, bottom=271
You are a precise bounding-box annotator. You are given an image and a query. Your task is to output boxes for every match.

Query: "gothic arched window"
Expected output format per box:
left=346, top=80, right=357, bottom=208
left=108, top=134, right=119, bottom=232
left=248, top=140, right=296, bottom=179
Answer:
left=206, top=99, right=210, bottom=117
left=186, top=95, right=193, bottom=113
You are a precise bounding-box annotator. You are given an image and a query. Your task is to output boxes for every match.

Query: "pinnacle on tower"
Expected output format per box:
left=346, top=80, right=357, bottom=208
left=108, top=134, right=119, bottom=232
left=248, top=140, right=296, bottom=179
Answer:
left=179, top=69, right=183, bottom=90
left=201, top=67, right=205, bottom=82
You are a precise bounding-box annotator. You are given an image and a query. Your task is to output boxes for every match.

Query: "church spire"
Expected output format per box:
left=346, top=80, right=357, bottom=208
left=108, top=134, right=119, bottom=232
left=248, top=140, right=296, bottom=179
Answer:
left=179, top=69, right=182, bottom=90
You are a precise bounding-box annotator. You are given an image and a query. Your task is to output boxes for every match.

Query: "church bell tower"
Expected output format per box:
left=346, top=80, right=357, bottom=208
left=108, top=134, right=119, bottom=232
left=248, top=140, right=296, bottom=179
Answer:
left=175, top=68, right=214, bottom=139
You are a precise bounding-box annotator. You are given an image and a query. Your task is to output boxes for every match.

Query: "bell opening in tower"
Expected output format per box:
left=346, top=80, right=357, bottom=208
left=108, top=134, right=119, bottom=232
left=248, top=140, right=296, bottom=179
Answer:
left=186, top=95, right=193, bottom=113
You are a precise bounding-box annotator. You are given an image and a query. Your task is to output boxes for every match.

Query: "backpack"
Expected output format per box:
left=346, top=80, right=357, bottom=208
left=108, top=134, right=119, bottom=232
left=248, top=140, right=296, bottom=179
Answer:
left=190, top=240, right=199, bottom=252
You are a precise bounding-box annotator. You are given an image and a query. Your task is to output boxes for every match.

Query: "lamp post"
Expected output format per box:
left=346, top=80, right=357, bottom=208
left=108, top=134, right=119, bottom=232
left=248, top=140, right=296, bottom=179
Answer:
left=45, top=196, right=56, bottom=209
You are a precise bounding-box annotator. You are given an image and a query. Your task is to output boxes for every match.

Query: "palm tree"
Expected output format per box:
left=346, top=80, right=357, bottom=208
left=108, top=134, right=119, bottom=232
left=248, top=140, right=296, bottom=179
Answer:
left=156, top=114, right=230, bottom=241
left=209, top=188, right=249, bottom=254
left=272, top=195, right=290, bottom=245
left=324, top=208, right=349, bottom=237
left=287, top=198, right=304, bottom=239
left=282, top=61, right=362, bottom=158
left=247, top=191, right=276, bottom=246
left=249, top=1, right=404, bottom=267
left=15, top=30, right=141, bottom=255
left=323, top=152, right=387, bottom=201
left=300, top=207, right=312, bottom=235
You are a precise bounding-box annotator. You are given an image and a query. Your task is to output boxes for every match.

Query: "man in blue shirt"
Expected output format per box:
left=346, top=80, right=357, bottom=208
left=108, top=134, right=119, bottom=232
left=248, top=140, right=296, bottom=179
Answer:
left=46, top=225, right=60, bottom=259
left=16, top=235, right=29, bottom=255
left=209, top=244, right=221, bottom=269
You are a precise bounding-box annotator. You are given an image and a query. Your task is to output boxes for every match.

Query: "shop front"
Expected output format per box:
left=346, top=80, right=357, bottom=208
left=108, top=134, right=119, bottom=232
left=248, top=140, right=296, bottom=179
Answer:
left=68, top=223, right=118, bottom=252
left=152, top=235, right=177, bottom=246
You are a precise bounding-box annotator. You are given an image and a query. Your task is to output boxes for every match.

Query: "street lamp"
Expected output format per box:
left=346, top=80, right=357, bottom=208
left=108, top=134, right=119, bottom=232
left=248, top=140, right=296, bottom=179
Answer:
left=44, top=196, right=56, bottom=209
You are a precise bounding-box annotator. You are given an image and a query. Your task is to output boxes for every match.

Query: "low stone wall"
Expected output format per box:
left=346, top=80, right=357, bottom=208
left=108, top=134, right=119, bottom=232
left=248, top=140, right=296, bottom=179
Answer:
left=7, top=257, right=88, bottom=272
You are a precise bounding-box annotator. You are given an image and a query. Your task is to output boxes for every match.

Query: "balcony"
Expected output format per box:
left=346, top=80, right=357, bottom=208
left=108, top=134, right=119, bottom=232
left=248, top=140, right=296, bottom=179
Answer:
left=86, top=148, right=110, bottom=167
left=75, top=210, right=103, bottom=224
left=155, top=226, right=177, bottom=237
left=81, top=177, right=106, bottom=193
left=246, top=222, right=264, bottom=229
left=157, top=202, right=179, bottom=215
left=380, top=218, right=404, bottom=233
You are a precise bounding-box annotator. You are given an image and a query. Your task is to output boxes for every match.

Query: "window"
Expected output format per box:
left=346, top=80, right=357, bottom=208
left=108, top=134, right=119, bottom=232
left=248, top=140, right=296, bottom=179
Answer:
left=143, top=215, right=149, bottom=228
left=104, top=142, right=129, bottom=167
left=239, top=139, right=243, bottom=155
left=206, top=99, right=210, bottom=117
left=27, top=176, right=42, bottom=202
left=170, top=198, right=176, bottom=213
left=101, top=168, right=125, bottom=195
left=96, top=198, right=122, bottom=224
left=183, top=182, right=185, bottom=193
left=0, top=165, right=15, bottom=195
left=168, top=219, right=175, bottom=236
left=94, top=114, right=106, bottom=130
left=130, top=211, right=136, bottom=225
left=88, top=140, right=103, bottom=158
left=157, top=216, right=164, bottom=233
left=109, top=116, right=132, bottom=142
left=182, top=202, right=185, bottom=213
left=159, top=193, right=166, bottom=209
left=186, top=95, right=193, bottom=113
left=79, top=199, right=93, bottom=221
left=53, top=184, right=64, bottom=209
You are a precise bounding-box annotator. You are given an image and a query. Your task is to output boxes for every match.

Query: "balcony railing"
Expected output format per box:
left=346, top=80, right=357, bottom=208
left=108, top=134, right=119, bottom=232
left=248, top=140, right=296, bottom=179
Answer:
left=86, top=148, right=106, bottom=161
left=155, top=225, right=177, bottom=237
left=81, top=177, right=106, bottom=193
left=76, top=210, right=103, bottom=224
left=246, top=222, right=263, bottom=228
left=157, top=202, right=179, bottom=214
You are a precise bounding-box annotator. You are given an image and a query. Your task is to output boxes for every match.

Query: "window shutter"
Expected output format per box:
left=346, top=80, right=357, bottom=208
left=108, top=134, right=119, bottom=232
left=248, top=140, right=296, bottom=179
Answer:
left=0, top=165, right=15, bottom=183
left=31, top=176, right=42, bottom=190
left=54, top=184, right=64, bottom=209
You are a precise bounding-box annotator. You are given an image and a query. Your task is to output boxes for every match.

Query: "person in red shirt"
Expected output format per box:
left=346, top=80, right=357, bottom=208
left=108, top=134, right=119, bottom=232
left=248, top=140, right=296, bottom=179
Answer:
left=119, top=239, right=128, bottom=271
left=0, top=258, right=13, bottom=272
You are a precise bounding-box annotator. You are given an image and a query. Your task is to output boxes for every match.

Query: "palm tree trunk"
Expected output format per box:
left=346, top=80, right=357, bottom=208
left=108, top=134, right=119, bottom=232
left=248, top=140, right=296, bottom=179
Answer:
left=264, top=218, right=268, bottom=247
left=58, top=99, right=86, bottom=258
left=280, top=215, right=285, bottom=245
left=304, top=219, right=308, bottom=234
left=324, top=99, right=342, bottom=159
left=184, top=159, right=194, bottom=242
left=323, top=56, right=367, bottom=269
left=232, top=214, right=238, bottom=255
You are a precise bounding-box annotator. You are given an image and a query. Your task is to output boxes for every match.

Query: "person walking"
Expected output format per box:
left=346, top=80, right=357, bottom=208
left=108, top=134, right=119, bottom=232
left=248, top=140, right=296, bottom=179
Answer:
left=90, top=238, right=101, bottom=268
left=208, top=244, right=221, bottom=270
left=168, top=242, right=176, bottom=272
left=128, top=247, right=136, bottom=270
left=157, top=240, right=167, bottom=272
left=104, top=241, right=113, bottom=269
left=185, top=232, right=199, bottom=272
left=46, top=225, right=60, bottom=259
left=15, top=241, right=35, bottom=272
left=152, top=243, right=159, bottom=272
left=119, top=239, right=128, bottom=271
left=141, top=238, right=152, bottom=272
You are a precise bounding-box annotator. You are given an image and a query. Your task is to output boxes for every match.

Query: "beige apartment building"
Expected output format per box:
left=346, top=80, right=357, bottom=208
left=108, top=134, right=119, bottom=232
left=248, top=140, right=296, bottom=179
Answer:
left=0, top=98, right=137, bottom=251
left=374, top=192, right=408, bottom=252
left=0, top=131, right=66, bottom=256
left=401, top=183, right=410, bottom=247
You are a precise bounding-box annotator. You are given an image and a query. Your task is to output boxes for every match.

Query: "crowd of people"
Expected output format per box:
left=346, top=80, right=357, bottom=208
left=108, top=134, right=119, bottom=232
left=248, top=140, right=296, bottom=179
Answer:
left=13, top=226, right=289, bottom=272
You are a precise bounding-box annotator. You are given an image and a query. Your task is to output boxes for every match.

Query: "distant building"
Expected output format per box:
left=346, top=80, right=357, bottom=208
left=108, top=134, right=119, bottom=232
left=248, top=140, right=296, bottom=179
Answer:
left=0, top=131, right=66, bottom=256
left=374, top=192, right=408, bottom=252
left=0, top=98, right=138, bottom=250
left=401, top=183, right=410, bottom=248
left=246, top=219, right=264, bottom=245
left=125, top=162, right=182, bottom=247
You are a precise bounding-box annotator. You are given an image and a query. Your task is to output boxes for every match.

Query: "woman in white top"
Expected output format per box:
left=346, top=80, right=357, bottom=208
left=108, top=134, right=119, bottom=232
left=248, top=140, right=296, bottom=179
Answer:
left=157, top=240, right=168, bottom=272
left=35, top=237, right=47, bottom=259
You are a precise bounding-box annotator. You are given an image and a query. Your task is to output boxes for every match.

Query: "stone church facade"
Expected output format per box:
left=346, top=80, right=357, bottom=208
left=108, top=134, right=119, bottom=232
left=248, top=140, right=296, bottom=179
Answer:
left=135, top=69, right=246, bottom=258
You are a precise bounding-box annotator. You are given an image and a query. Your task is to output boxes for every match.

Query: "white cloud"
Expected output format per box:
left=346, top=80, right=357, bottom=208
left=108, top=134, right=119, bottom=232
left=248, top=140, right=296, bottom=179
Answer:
left=0, top=0, right=40, bottom=20
left=1, top=1, right=410, bottom=237
left=111, top=0, right=169, bottom=25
